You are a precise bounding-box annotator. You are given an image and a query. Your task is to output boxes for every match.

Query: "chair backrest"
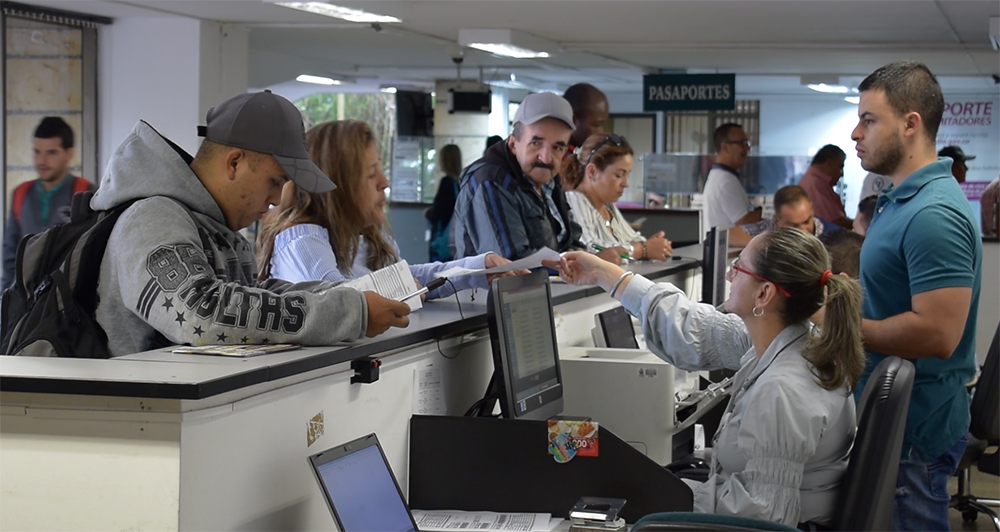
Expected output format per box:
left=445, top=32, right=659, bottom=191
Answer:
left=632, top=511, right=799, bottom=531
left=970, top=322, right=1000, bottom=442
left=834, top=356, right=915, bottom=531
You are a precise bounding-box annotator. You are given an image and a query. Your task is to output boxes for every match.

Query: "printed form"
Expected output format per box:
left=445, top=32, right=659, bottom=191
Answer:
left=344, top=260, right=422, bottom=310
left=411, top=510, right=560, bottom=532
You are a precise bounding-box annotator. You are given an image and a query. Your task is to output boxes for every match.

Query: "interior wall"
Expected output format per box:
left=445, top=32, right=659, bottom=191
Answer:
left=98, top=18, right=249, bottom=177
left=98, top=17, right=202, bottom=173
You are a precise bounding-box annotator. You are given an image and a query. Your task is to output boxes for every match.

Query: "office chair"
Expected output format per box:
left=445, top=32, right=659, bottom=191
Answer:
left=950, top=322, right=1000, bottom=530
left=833, top=355, right=914, bottom=531
left=631, top=512, right=798, bottom=531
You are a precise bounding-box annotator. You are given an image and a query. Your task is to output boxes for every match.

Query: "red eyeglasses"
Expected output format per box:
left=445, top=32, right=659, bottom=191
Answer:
left=729, top=257, right=792, bottom=298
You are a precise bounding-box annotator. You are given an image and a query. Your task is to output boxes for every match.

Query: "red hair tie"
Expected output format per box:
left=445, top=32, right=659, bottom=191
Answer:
left=820, top=270, right=833, bottom=286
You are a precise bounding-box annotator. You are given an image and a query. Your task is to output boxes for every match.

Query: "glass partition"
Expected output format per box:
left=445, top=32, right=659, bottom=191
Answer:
left=637, top=153, right=814, bottom=213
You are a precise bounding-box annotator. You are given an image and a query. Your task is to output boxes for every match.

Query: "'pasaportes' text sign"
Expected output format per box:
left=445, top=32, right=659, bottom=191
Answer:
left=643, top=74, right=736, bottom=112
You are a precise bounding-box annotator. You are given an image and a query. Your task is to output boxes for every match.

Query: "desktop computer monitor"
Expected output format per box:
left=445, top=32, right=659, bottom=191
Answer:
left=482, top=270, right=564, bottom=420
left=701, top=226, right=729, bottom=307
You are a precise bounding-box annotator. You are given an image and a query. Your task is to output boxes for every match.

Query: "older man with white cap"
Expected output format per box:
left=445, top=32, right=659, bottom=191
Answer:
left=452, top=92, right=584, bottom=260
left=93, top=90, right=411, bottom=357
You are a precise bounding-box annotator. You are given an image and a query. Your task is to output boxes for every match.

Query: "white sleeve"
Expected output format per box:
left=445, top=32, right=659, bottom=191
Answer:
left=717, top=176, right=751, bottom=227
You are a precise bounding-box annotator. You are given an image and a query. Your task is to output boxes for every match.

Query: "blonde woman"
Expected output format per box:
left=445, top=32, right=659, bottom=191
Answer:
left=257, top=120, right=509, bottom=297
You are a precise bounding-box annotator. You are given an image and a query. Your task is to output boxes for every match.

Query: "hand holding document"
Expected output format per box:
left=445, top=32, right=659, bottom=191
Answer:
left=435, top=247, right=562, bottom=278
left=345, top=260, right=422, bottom=311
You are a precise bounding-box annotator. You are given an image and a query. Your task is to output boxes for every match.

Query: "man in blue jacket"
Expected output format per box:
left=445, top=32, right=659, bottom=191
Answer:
left=453, top=92, right=583, bottom=260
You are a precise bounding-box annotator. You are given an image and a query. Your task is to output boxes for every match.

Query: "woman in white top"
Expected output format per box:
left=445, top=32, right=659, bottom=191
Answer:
left=546, top=227, right=864, bottom=528
left=563, top=134, right=672, bottom=265
left=256, top=120, right=509, bottom=298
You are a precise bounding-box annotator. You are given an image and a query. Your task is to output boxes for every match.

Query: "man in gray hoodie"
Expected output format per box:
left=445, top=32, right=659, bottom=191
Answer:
left=94, top=91, right=411, bottom=357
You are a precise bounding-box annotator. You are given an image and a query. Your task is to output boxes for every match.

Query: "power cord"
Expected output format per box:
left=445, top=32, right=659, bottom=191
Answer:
left=435, top=278, right=466, bottom=360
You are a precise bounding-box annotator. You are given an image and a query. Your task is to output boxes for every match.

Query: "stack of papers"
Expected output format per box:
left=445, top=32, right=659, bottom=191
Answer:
left=411, top=510, right=561, bottom=532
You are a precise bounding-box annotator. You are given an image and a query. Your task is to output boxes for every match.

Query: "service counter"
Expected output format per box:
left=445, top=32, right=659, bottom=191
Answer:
left=0, top=258, right=699, bottom=531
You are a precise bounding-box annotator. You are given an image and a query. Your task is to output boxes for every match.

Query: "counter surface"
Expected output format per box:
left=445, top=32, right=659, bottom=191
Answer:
left=0, top=259, right=698, bottom=400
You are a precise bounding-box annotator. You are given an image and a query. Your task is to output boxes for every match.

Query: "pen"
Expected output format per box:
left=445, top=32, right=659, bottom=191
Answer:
left=591, top=244, right=630, bottom=261
left=397, top=277, right=448, bottom=301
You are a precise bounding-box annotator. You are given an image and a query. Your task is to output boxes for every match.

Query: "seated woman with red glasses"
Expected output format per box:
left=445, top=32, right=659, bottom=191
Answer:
left=544, top=227, right=864, bottom=529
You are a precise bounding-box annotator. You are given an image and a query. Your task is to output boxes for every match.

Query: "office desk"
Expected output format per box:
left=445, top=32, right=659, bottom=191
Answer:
left=0, top=259, right=697, bottom=531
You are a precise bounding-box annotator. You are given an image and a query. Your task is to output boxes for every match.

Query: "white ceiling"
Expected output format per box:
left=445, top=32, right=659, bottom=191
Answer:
left=17, top=0, right=1000, bottom=96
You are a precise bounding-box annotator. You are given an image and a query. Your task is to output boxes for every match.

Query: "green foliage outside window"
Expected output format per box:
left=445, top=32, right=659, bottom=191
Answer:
left=294, top=93, right=396, bottom=177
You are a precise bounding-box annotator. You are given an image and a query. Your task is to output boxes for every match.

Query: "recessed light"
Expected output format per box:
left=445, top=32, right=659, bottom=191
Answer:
left=808, top=83, right=850, bottom=94
left=296, top=74, right=341, bottom=85
left=271, top=2, right=401, bottom=23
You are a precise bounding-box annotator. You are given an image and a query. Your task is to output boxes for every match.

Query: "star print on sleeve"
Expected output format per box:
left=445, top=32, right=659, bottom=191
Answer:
left=240, top=336, right=249, bottom=343
left=193, top=326, right=204, bottom=337
left=162, top=297, right=174, bottom=310
left=174, top=312, right=186, bottom=325
left=261, top=338, right=269, bottom=344
left=216, top=333, right=228, bottom=342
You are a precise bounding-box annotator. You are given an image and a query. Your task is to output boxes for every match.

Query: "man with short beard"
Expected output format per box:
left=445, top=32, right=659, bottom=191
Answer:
left=453, top=93, right=583, bottom=259
left=851, top=61, right=981, bottom=531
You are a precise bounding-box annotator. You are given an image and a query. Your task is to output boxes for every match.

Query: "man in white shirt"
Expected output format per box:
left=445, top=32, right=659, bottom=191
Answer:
left=702, top=123, right=759, bottom=246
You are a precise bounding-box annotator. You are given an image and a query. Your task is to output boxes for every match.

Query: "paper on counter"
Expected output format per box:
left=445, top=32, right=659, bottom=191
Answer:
left=412, top=510, right=552, bottom=532
left=434, top=247, right=562, bottom=278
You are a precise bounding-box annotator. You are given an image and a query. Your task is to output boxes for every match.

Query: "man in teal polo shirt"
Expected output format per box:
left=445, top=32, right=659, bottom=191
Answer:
left=851, top=61, right=981, bottom=531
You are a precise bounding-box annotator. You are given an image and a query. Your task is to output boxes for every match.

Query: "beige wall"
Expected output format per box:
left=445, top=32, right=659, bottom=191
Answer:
left=4, top=20, right=85, bottom=201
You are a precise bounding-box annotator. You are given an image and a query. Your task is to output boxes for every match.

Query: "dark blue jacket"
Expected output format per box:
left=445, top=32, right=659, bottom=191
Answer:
left=452, top=141, right=582, bottom=260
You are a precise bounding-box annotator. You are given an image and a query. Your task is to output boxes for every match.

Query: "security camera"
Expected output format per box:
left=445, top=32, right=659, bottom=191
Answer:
left=451, top=55, right=464, bottom=65
left=370, top=22, right=383, bottom=32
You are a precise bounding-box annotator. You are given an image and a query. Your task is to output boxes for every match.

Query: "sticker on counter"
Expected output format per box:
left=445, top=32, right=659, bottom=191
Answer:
left=307, top=411, right=324, bottom=447
left=547, top=419, right=599, bottom=462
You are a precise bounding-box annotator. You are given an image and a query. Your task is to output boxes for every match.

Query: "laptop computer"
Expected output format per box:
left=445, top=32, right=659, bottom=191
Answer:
left=308, top=433, right=419, bottom=532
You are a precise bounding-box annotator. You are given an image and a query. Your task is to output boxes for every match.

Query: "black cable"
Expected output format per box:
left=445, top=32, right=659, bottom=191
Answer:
left=434, top=278, right=466, bottom=360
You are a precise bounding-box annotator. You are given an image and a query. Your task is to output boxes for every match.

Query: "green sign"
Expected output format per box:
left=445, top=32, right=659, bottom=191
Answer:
left=643, top=74, right=736, bottom=112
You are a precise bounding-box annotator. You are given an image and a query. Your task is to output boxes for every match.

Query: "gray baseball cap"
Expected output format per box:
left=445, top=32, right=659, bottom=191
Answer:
left=198, top=90, right=336, bottom=193
left=512, top=92, right=575, bottom=130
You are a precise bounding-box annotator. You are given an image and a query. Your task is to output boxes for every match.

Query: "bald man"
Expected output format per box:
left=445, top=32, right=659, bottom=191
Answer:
left=563, top=83, right=609, bottom=150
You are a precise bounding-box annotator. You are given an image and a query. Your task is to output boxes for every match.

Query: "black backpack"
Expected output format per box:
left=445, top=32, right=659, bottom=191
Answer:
left=1, top=191, right=139, bottom=358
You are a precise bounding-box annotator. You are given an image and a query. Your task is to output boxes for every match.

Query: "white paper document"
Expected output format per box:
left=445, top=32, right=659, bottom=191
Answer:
left=434, top=247, right=562, bottom=278
left=413, top=365, right=445, bottom=415
left=412, top=510, right=553, bottom=532
left=344, top=260, right=422, bottom=310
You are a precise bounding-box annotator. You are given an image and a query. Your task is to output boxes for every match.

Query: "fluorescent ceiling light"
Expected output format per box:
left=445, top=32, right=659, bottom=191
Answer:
left=808, top=83, right=850, bottom=94
left=272, top=2, right=401, bottom=23
left=381, top=87, right=397, bottom=93
left=296, top=74, right=341, bottom=85
left=467, top=43, right=549, bottom=59
left=459, top=29, right=556, bottom=59
left=844, top=96, right=860, bottom=104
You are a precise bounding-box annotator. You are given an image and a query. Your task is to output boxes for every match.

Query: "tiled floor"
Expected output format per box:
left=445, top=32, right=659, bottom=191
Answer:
left=949, top=464, right=1000, bottom=531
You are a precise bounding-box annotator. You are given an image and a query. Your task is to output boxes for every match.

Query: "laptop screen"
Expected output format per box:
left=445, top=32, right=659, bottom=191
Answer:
left=310, top=434, right=417, bottom=532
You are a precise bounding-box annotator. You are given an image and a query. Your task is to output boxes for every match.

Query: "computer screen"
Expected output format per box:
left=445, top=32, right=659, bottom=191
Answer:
left=483, top=270, right=564, bottom=420
left=308, top=434, right=417, bottom=532
left=701, top=226, right=729, bottom=307
left=595, top=306, right=640, bottom=349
